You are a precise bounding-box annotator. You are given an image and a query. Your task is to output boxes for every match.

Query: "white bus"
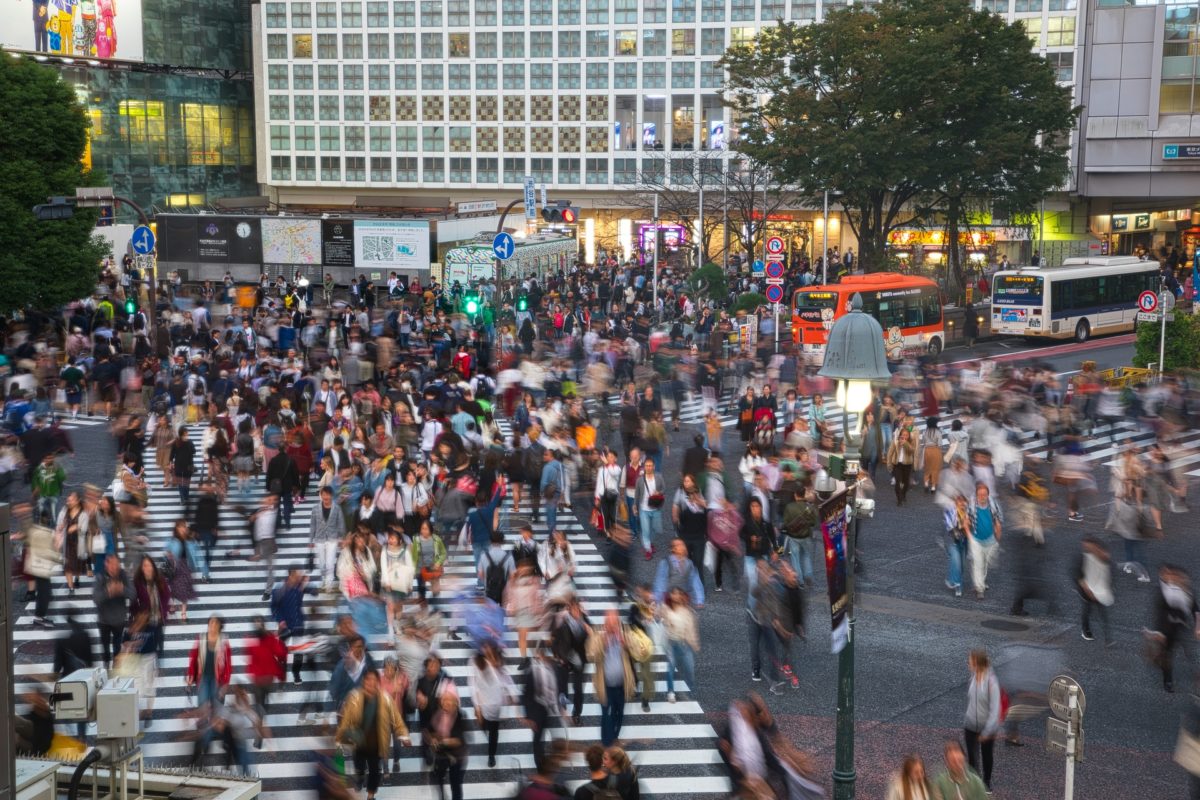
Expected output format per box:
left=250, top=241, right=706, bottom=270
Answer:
left=990, top=256, right=1161, bottom=342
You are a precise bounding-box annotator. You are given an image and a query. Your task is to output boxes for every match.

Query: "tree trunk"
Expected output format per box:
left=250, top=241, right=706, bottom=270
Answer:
left=946, top=197, right=964, bottom=306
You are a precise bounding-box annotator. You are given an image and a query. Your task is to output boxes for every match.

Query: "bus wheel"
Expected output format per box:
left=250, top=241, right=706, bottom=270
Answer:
left=1074, top=320, right=1090, bottom=343
left=927, top=337, right=942, bottom=357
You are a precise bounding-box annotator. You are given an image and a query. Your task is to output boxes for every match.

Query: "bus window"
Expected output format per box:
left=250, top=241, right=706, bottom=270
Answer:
left=921, top=289, right=942, bottom=325
left=1052, top=281, right=1069, bottom=311
left=794, top=290, right=839, bottom=312
left=1073, top=278, right=1100, bottom=309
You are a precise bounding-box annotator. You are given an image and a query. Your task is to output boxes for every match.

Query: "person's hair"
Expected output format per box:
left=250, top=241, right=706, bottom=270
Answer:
left=951, top=419, right=963, bottom=431
left=605, top=746, right=632, bottom=773
left=490, top=529, right=504, bottom=545
left=362, top=667, right=379, bottom=682
left=926, top=417, right=938, bottom=429
left=585, top=744, right=606, bottom=772
left=694, top=435, right=704, bottom=447
left=208, top=614, right=225, bottom=632
left=899, top=755, right=925, bottom=798
left=969, top=649, right=989, bottom=671
left=943, top=740, right=965, bottom=759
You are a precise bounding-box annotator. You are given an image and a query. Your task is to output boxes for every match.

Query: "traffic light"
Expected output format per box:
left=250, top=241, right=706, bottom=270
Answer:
left=463, top=294, right=480, bottom=315
left=541, top=200, right=576, bottom=223
left=516, top=295, right=528, bottom=312
left=123, top=296, right=138, bottom=315
left=33, top=196, right=75, bottom=221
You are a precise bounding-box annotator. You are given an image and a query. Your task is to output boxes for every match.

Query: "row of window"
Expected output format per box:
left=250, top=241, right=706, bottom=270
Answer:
left=263, top=0, right=1075, bottom=30
left=1020, top=15, right=1076, bottom=47
left=268, top=154, right=729, bottom=184
left=268, top=28, right=751, bottom=60
left=267, top=124, right=728, bottom=152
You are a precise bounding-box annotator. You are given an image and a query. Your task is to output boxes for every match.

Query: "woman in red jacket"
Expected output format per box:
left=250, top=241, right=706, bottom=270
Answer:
left=186, top=615, right=232, bottom=711
left=245, top=616, right=286, bottom=747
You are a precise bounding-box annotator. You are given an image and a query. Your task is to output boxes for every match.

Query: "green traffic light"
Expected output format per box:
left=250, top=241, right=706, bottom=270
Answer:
left=465, top=298, right=479, bottom=314
left=124, top=299, right=137, bottom=314
left=516, top=296, right=528, bottom=312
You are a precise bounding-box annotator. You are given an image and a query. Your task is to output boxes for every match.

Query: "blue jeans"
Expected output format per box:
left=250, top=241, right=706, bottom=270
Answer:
left=472, top=540, right=488, bottom=588
left=600, top=686, right=626, bottom=746
left=544, top=499, right=558, bottom=535
left=185, top=539, right=209, bottom=580
left=666, top=640, right=696, bottom=694
left=35, top=495, right=59, bottom=526
left=197, top=675, right=220, bottom=711
left=624, top=496, right=640, bottom=542
left=781, top=537, right=813, bottom=585
left=1123, top=538, right=1147, bottom=568
left=947, top=536, right=967, bottom=589
left=638, top=508, right=663, bottom=552
left=744, top=556, right=761, bottom=608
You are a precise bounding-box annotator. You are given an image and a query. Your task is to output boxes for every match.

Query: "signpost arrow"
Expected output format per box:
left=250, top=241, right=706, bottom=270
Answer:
left=492, top=232, right=515, bottom=261
left=131, top=225, right=156, bottom=255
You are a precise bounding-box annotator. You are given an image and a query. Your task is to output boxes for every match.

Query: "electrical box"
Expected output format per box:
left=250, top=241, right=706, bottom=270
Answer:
left=53, top=668, right=105, bottom=721
left=96, top=679, right=139, bottom=738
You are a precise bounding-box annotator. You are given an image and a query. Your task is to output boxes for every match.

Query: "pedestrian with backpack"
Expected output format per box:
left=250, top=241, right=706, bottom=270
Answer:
left=572, top=744, right=624, bottom=800
left=479, top=530, right=515, bottom=604
left=587, top=610, right=637, bottom=747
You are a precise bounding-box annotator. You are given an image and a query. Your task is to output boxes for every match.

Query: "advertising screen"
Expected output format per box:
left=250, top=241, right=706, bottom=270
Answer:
left=353, top=220, right=430, bottom=273
left=322, top=219, right=355, bottom=268
left=262, top=218, right=321, bottom=265
left=3, top=0, right=145, bottom=61
left=158, top=216, right=262, bottom=264
left=992, top=274, right=1044, bottom=306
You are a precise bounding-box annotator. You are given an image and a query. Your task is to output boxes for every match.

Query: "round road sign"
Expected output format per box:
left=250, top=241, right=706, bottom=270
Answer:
left=765, top=284, right=784, bottom=304
left=766, top=236, right=785, bottom=255
left=765, top=261, right=785, bottom=279
left=1138, top=291, right=1159, bottom=313
left=1048, top=675, right=1085, bottom=721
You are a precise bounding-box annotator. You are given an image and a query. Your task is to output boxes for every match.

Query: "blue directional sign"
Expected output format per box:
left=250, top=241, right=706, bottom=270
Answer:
left=752, top=259, right=765, bottom=273
left=131, top=225, right=156, bottom=255
left=1163, top=144, right=1200, bottom=159
left=492, top=231, right=515, bottom=261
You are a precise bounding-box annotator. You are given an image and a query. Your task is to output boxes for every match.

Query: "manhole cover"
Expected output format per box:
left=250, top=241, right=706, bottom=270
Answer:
left=981, top=619, right=1030, bottom=632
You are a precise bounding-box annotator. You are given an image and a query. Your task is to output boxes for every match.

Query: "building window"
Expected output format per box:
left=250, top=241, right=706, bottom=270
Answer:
left=586, top=158, right=609, bottom=184
left=730, top=26, right=755, bottom=46
left=424, top=95, right=444, bottom=120
left=422, top=64, right=444, bottom=90
left=673, top=0, right=696, bottom=22
left=270, top=96, right=290, bottom=121
left=1045, top=16, right=1075, bottom=46
left=559, top=0, right=580, bottom=24
left=476, top=32, right=498, bottom=58
left=448, top=0, right=470, bottom=23
left=318, top=64, right=338, bottom=90
left=344, top=96, right=365, bottom=121
left=370, top=126, right=392, bottom=150
left=342, top=33, right=363, bottom=58
left=397, top=157, right=418, bottom=181
left=701, top=27, right=724, bottom=54
left=423, top=157, right=445, bottom=181
left=449, top=64, right=471, bottom=89
left=530, top=0, right=552, bottom=24
left=393, top=0, right=415, bottom=24
left=448, top=32, right=470, bottom=56
left=271, top=155, right=291, bottom=180
left=507, top=96, right=527, bottom=120
left=395, top=64, right=416, bottom=90
left=702, top=0, right=723, bottom=20
left=292, top=2, right=312, bottom=26
left=268, top=34, right=288, bottom=58
left=369, top=64, right=390, bottom=90
left=370, top=157, right=392, bottom=181
left=732, top=0, right=760, bottom=20
left=320, top=125, right=340, bottom=150
left=345, top=156, right=366, bottom=181
left=1013, top=0, right=1037, bottom=10
left=503, top=63, right=525, bottom=89
left=531, top=63, right=553, bottom=90
left=503, top=0, right=524, bottom=24
left=530, top=157, right=552, bottom=182
left=293, top=64, right=313, bottom=89
left=761, top=0, right=783, bottom=20
left=1021, top=18, right=1041, bottom=47
left=477, top=63, right=498, bottom=89
left=317, top=34, right=338, bottom=58
left=422, top=32, right=443, bottom=59
left=503, top=157, right=525, bottom=182
left=616, top=30, right=637, bottom=55
left=420, top=0, right=443, bottom=24
left=643, top=61, right=666, bottom=88
left=477, top=158, right=498, bottom=182
left=700, top=61, right=722, bottom=87
left=316, top=2, right=337, bottom=26
left=643, top=29, right=666, bottom=55
left=586, top=62, right=609, bottom=89
left=367, top=1, right=389, bottom=25
left=344, top=126, right=365, bottom=152
left=558, top=30, right=580, bottom=58
left=342, top=2, right=362, bottom=25
left=266, top=3, right=288, bottom=28
left=586, top=0, right=608, bottom=24
left=559, top=158, right=581, bottom=183
left=450, top=157, right=472, bottom=182
left=396, top=127, right=417, bottom=151
left=294, top=95, right=314, bottom=120
left=1046, top=51, right=1073, bottom=82
left=672, top=61, right=695, bottom=87
left=979, top=0, right=1007, bottom=11
left=475, top=0, right=498, bottom=25
left=791, top=0, right=814, bottom=18
left=615, top=62, right=637, bottom=89
left=614, top=158, right=637, bottom=183
left=530, top=31, right=552, bottom=57
left=424, top=126, right=445, bottom=151
left=270, top=125, right=291, bottom=150
left=450, top=126, right=472, bottom=152
left=645, top=0, right=666, bottom=21
left=296, top=155, right=316, bottom=180
left=504, top=31, right=525, bottom=57
left=395, top=32, right=415, bottom=58
left=673, top=29, right=696, bottom=55
left=343, top=64, right=363, bottom=90
left=319, top=96, right=339, bottom=121
left=614, top=0, right=637, bottom=22
left=558, top=63, right=581, bottom=89
left=368, top=33, right=389, bottom=58
left=292, top=33, right=313, bottom=56
left=295, top=125, right=315, bottom=150
left=587, top=30, right=609, bottom=57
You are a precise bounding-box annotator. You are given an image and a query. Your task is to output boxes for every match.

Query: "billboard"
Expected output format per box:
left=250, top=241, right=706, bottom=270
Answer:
left=159, top=215, right=262, bottom=264
left=322, top=219, right=355, bottom=268
left=353, top=220, right=430, bottom=274
left=4, top=0, right=144, bottom=61
left=262, top=218, right=321, bottom=265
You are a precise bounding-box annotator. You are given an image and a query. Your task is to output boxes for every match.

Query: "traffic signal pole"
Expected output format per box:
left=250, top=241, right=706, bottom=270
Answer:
left=111, top=195, right=158, bottom=330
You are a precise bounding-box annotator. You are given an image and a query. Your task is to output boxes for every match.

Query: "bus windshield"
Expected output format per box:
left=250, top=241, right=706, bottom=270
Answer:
left=794, top=290, right=840, bottom=313
left=992, top=274, right=1044, bottom=305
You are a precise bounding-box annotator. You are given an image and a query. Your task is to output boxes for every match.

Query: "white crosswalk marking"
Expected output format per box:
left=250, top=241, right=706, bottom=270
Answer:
left=12, top=420, right=731, bottom=798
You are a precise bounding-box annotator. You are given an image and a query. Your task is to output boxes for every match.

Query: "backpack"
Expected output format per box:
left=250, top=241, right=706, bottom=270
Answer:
left=587, top=777, right=624, bottom=800
left=483, top=550, right=508, bottom=603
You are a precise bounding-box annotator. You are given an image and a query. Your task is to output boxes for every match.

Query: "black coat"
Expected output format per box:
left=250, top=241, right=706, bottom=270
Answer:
left=265, top=451, right=299, bottom=494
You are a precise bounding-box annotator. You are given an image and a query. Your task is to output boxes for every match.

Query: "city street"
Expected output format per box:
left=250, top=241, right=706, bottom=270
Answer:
left=11, top=332, right=1198, bottom=798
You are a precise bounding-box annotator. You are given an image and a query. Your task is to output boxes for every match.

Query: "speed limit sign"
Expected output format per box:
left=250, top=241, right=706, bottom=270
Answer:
left=1138, top=291, right=1159, bottom=313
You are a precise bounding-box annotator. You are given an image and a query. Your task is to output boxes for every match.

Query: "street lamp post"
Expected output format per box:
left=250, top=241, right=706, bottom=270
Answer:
left=817, top=294, right=891, bottom=800
left=822, top=189, right=830, bottom=285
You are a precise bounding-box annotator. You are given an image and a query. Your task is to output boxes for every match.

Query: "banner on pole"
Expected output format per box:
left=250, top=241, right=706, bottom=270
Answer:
left=821, top=488, right=850, bottom=653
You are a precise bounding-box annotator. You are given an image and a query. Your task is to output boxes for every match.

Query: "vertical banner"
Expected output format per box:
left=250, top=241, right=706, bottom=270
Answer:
left=821, top=488, right=850, bottom=654
left=523, top=176, right=536, bottom=221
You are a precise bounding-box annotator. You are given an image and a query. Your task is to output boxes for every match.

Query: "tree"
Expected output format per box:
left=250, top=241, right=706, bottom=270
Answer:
left=1134, top=313, right=1200, bottom=374
left=723, top=158, right=804, bottom=266
left=688, top=262, right=728, bottom=304
left=623, top=152, right=728, bottom=266
left=0, top=57, right=108, bottom=312
left=722, top=0, right=1076, bottom=274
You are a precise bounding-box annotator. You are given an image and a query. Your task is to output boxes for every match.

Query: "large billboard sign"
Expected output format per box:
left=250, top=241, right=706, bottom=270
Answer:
left=4, top=0, right=145, bottom=62
left=353, top=220, right=430, bottom=274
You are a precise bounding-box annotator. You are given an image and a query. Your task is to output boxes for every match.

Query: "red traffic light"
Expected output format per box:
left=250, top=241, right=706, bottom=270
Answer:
left=560, top=207, right=577, bottom=224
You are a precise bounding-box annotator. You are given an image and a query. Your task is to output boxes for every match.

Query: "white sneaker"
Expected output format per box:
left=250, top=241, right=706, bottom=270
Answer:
left=667, top=691, right=676, bottom=703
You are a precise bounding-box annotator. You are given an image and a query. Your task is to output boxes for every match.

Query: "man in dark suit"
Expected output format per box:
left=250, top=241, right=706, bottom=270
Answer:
left=682, top=434, right=710, bottom=479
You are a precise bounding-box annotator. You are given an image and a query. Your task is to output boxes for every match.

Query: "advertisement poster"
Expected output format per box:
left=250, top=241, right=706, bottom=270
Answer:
left=642, top=122, right=657, bottom=148
left=821, top=488, right=850, bottom=654
left=195, top=217, right=262, bottom=263
left=262, top=218, right=321, bottom=265
left=321, top=219, right=355, bottom=268
left=353, top=219, right=430, bottom=273
left=3, top=0, right=144, bottom=61
left=709, top=120, right=726, bottom=151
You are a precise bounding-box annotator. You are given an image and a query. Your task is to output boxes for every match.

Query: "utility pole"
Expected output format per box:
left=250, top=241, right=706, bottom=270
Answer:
left=652, top=193, right=660, bottom=321
left=823, top=189, right=830, bottom=285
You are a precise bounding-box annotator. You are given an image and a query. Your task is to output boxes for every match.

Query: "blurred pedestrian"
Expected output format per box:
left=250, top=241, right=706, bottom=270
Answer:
left=930, top=740, right=988, bottom=800
left=962, top=650, right=1000, bottom=793
left=186, top=615, right=232, bottom=712
left=661, top=587, right=699, bottom=704
left=1075, top=536, right=1114, bottom=645
left=246, top=615, right=287, bottom=747
left=425, top=692, right=468, bottom=800
left=470, top=642, right=517, bottom=768
left=1149, top=564, right=1200, bottom=693
left=334, top=667, right=411, bottom=800
left=967, top=482, right=1002, bottom=599
left=885, top=754, right=931, bottom=800
left=943, top=493, right=969, bottom=598
left=587, top=609, right=635, bottom=747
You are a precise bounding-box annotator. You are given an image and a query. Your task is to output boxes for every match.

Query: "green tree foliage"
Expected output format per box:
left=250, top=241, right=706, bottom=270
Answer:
left=0, top=57, right=107, bottom=312
left=722, top=0, right=1076, bottom=273
left=734, top=292, right=768, bottom=313
left=1134, top=312, right=1200, bottom=374
left=688, top=262, right=728, bottom=304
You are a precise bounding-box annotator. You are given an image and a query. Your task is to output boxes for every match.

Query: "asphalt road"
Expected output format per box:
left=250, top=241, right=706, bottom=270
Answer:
left=21, top=331, right=1193, bottom=799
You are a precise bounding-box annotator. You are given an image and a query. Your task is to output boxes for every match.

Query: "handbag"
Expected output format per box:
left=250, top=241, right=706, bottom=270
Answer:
left=707, top=507, right=743, bottom=555
left=421, top=565, right=444, bottom=582
left=625, top=626, right=654, bottom=663
left=590, top=504, right=606, bottom=534
left=647, top=493, right=665, bottom=509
